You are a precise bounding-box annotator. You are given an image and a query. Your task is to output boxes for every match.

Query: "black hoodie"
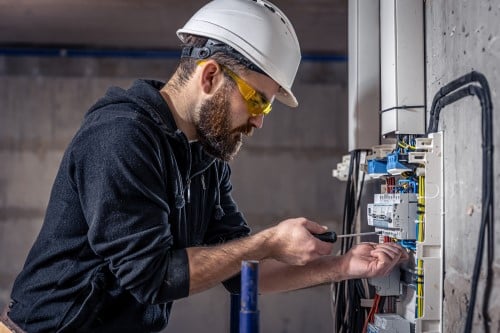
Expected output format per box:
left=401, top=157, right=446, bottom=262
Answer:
left=9, top=79, right=250, bottom=332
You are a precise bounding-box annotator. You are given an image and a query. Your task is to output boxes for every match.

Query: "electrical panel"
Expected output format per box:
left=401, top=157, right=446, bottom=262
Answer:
left=332, top=133, right=443, bottom=332
left=339, top=1, right=444, bottom=331
left=365, top=133, right=442, bottom=332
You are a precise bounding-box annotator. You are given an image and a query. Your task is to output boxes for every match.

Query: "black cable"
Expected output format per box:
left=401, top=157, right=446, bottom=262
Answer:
left=334, top=149, right=370, bottom=333
left=427, top=71, right=494, bottom=333
left=378, top=296, right=386, bottom=313
left=380, top=105, right=425, bottom=113
left=429, top=85, right=487, bottom=133
left=428, top=71, right=492, bottom=134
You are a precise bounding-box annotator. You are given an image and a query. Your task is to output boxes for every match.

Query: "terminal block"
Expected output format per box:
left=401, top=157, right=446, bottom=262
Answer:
left=386, top=153, right=412, bottom=175
left=367, top=314, right=411, bottom=333
left=367, top=193, right=417, bottom=239
left=332, top=154, right=351, bottom=181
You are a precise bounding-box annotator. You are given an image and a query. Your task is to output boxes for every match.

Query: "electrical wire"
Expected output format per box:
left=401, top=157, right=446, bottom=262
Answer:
left=417, top=175, right=425, bottom=318
left=427, top=71, right=494, bottom=333
left=332, top=149, right=370, bottom=333
left=362, top=294, right=381, bottom=333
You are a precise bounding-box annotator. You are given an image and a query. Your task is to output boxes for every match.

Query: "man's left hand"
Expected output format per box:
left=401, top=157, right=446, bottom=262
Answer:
left=341, top=242, right=409, bottom=279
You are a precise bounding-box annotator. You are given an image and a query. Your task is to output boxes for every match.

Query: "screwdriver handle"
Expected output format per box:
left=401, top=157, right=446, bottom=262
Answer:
left=313, top=231, right=337, bottom=243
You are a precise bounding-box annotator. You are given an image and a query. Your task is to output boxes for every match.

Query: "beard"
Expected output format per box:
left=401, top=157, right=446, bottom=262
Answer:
left=195, top=82, right=253, bottom=161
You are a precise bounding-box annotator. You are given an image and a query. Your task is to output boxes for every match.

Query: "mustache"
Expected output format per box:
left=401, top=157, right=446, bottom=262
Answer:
left=232, top=123, right=254, bottom=136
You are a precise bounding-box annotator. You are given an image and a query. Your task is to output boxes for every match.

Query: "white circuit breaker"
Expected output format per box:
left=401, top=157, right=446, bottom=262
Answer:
left=367, top=193, right=417, bottom=239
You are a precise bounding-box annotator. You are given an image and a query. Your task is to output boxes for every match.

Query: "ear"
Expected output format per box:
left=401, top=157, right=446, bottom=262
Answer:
left=199, top=60, right=224, bottom=96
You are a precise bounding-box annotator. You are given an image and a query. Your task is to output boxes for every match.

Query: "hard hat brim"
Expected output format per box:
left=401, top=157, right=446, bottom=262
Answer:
left=276, top=86, right=298, bottom=108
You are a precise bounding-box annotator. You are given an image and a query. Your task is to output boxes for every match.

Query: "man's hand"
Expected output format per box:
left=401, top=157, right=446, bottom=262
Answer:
left=340, top=242, right=409, bottom=279
left=266, top=217, right=333, bottom=266
left=187, top=217, right=334, bottom=294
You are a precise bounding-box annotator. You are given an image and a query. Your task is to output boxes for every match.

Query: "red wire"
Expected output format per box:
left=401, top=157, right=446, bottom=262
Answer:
left=363, top=294, right=381, bottom=333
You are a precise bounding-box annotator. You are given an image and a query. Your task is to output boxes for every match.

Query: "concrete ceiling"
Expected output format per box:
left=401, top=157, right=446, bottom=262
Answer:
left=0, top=0, right=347, bottom=54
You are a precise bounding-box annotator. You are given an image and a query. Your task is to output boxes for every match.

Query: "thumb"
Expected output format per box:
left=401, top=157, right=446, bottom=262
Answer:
left=303, top=220, right=329, bottom=235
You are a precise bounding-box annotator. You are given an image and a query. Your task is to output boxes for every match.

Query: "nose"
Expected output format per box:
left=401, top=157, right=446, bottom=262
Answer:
left=248, top=114, right=264, bottom=129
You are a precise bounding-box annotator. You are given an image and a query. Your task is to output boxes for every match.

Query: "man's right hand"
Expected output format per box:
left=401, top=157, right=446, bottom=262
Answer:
left=265, top=217, right=333, bottom=265
left=187, top=217, right=334, bottom=295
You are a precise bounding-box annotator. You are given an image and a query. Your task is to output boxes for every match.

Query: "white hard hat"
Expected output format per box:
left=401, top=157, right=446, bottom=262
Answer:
left=177, top=0, right=301, bottom=107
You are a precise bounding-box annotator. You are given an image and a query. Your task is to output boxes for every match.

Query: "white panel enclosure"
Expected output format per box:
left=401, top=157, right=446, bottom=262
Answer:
left=380, top=0, right=425, bottom=135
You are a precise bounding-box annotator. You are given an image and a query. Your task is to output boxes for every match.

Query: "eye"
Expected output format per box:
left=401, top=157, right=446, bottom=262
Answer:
left=253, top=93, right=268, bottom=106
left=247, top=98, right=261, bottom=109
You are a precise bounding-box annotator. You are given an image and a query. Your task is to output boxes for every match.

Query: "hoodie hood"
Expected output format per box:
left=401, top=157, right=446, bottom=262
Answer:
left=87, top=79, right=178, bottom=135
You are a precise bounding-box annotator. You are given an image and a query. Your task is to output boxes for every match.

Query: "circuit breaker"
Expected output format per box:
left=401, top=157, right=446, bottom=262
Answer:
left=367, top=193, right=417, bottom=239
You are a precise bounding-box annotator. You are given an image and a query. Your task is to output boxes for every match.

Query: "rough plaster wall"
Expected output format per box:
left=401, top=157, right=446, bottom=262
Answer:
left=0, top=56, right=347, bottom=332
left=426, top=0, right=500, bottom=331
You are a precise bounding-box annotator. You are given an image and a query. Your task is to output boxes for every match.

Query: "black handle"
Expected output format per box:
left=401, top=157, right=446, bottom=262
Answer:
left=313, top=231, right=337, bottom=243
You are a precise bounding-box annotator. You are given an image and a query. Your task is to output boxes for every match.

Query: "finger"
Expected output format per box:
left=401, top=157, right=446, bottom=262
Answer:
left=370, top=255, right=399, bottom=276
left=361, top=242, right=379, bottom=246
left=398, top=250, right=410, bottom=262
left=371, top=247, right=400, bottom=261
left=350, top=243, right=376, bottom=256
left=374, top=243, right=404, bottom=257
left=375, top=242, right=404, bottom=251
left=371, top=246, right=405, bottom=264
left=302, top=219, right=328, bottom=234
left=377, top=243, right=409, bottom=258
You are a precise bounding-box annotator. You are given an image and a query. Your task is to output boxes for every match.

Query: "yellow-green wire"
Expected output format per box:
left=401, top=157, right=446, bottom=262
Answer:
left=398, top=141, right=417, bottom=150
left=416, top=176, right=425, bottom=317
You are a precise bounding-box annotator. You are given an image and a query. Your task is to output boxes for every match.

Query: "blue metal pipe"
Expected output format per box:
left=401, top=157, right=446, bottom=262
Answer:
left=230, top=293, right=240, bottom=333
left=240, top=260, right=259, bottom=333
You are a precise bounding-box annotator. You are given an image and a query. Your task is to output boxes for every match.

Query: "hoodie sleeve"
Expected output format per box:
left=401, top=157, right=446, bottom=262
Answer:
left=71, top=114, right=189, bottom=304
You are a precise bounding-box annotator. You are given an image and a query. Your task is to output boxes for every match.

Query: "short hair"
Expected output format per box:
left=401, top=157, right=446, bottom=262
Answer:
left=169, top=35, right=247, bottom=91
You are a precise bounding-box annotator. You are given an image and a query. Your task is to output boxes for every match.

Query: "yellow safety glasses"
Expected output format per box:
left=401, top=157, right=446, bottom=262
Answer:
left=198, top=60, right=273, bottom=117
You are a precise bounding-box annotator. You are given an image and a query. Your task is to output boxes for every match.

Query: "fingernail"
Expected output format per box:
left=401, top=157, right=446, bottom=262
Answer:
left=322, top=225, right=328, bottom=230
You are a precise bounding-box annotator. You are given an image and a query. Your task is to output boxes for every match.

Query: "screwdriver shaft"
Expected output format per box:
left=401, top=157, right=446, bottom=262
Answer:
left=336, top=231, right=381, bottom=238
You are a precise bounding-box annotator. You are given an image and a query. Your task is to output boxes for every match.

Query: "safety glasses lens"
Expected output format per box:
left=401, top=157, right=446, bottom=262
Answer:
left=224, top=67, right=272, bottom=117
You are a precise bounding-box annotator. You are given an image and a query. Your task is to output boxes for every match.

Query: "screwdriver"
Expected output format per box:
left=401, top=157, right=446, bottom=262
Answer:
left=313, top=231, right=381, bottom=243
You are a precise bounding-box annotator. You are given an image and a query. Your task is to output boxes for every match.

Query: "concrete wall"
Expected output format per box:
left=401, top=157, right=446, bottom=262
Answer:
left=0, top=55, right=347, bottom=332
left=426, top=0, right=500, bottom=331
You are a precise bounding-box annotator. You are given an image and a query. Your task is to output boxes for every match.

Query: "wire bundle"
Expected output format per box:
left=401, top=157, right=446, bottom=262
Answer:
left=332, top=149, right=370, bottom=333
left=428, top=71, right=494, bottom=333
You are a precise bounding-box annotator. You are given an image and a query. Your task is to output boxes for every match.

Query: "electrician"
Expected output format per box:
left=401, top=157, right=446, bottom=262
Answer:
left=1, top=1, right=408, bottom=332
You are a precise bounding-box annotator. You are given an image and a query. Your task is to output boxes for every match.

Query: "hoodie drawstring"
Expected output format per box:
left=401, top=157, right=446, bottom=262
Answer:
left=213, top=164, right=225, bottom=220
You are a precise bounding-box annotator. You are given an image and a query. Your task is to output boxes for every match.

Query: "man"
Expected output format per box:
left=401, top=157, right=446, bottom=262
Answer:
left=2, top=0, right=407, bottom=332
